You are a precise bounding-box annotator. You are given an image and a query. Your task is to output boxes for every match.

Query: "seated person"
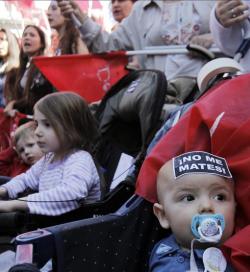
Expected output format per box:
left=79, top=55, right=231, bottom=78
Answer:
left=150, top=151, right=235, bottom=271
left=0, top=121, right=44, bottom=178
left=0, top=92, right=101, bottom=216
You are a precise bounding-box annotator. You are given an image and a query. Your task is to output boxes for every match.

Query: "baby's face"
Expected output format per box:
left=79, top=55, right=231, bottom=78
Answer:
left=154, top=162, right=236, bottom=249
left=16, top=135, right=44, bottom=165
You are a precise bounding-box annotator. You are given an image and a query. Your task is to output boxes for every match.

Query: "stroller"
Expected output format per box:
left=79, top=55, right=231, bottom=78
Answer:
left=0, top=69, right=167, bottom=255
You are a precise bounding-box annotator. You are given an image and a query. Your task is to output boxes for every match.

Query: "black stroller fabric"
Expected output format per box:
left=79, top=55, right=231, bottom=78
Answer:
left=42, top=195, right=169, bottom=272
left=95, top=69, right=167, bottom=193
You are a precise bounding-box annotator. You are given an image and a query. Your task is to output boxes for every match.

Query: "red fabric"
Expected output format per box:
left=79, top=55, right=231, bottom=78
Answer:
left=0, top=108, right=29, bottom=177
left=7, top=0, right=33, bottom=8
left=223, top=226, right=250, bottom=272
left=0, top=108, right=27, bottom=152
left=135, top=74, right=250, bottom=271
left=76, top=0, right=102, bottom=10
left=0, top=147, right=29, bottom=177
left=33, top=52, right=129, bottom=103
left=19, top=0, right=33, bottom=7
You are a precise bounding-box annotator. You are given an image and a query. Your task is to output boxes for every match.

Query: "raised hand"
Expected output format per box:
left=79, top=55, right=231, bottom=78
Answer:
left=215, top=0, right=249, bottom=27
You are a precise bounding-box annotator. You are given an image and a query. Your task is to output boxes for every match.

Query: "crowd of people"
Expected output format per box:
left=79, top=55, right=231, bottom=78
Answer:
left=0, top=0, right=250, bottom=271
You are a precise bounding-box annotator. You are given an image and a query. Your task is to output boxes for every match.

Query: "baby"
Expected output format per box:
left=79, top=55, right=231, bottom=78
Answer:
left=0, top=122, right=43, bottom=178
left=150, top=151, right=235, bottom=272
left=13, top=121, right=44, bottom=166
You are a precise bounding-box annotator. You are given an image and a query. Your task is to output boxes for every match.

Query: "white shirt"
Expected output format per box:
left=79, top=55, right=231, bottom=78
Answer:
left=2, top=150, right=100, bottom=216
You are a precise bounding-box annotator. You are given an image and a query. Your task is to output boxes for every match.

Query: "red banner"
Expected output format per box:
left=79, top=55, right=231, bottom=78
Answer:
left=33, top=52, right=129, bottom=103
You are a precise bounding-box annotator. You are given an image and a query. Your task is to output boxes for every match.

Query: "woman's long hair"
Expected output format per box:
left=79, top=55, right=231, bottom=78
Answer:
left=4, top=25, right=46, bottom=102
left=0, top=28, right=20, bottom=73
left=58, top=20, right=80, bottom=54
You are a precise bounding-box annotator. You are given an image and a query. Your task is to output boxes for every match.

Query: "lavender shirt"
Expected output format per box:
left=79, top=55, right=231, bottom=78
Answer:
left=2, top=151, right=100, bottom=215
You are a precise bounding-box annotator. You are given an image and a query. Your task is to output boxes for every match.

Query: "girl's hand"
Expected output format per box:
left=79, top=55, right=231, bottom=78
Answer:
left=58, top=0, right=88, bottom=24
left=0, top=187, right=8, bottom=199
left=215, top=0, right=249, bottom=28
left=190, top=33, right=214, bottom=49
left=0, top=199, right=28, bottom=212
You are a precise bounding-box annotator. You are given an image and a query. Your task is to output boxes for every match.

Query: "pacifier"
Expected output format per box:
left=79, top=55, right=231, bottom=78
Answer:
left=191, top=214, right=225, bottom=243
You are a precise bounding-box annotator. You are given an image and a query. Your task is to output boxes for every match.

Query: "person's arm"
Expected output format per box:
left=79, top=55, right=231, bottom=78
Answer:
left=4, top=100, right=17, bottom=117
left=210, top=1, right=249, bottom=56
left=2, top=158, right=43, bottom=199
left=76, top=37, right=89, bottom=54
left=0, top=187, right=8, bottom=199
left=0, top=199, right=28, bottom=212
left=26, top=151, right=100, bottom=216
left=58, top=0, right=136, bottom=53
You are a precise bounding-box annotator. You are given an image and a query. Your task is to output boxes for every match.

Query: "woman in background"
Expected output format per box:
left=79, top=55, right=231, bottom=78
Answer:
left=4, top=25, right=55, bottom=116
left=47, top=0, right=89, bottom=55
left=0, top=28, right=20, bottom=108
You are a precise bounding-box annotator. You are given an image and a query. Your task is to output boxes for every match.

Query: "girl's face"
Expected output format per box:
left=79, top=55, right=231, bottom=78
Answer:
left=34, top=108, right=61, bottom=158
left=0, top=31, right=8, bottom=59
left=22, top=26, right=42, bottom=56
left=47, top=1, right=65, bottom=30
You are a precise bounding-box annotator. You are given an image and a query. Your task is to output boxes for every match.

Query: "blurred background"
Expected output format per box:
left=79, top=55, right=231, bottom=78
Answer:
left=0, top=0, right=115, bottom=40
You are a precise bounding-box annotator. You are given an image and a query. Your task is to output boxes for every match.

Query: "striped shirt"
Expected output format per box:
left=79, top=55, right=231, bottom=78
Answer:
left=2, top=151, right=100, bottom=216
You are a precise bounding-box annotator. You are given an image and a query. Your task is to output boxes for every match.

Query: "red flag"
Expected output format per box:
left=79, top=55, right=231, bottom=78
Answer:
left=135, top=74, right=250, bottom=271
left=7, top=0, right=33, bottom=7
left=33, top=52, right=129, bottom=103
left=0, top=146, right=29, bottom=177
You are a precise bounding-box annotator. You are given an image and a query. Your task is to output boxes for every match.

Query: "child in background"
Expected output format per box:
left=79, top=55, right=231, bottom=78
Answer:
left=150, top=151, right=235, bottom=272
left=0, top=121, right=43, bottom=178
left=0, top=92, right=100, bottom=215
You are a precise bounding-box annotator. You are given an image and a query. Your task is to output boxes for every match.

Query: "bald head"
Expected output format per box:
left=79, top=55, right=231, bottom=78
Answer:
left=156, top=159, right=175, bottom=204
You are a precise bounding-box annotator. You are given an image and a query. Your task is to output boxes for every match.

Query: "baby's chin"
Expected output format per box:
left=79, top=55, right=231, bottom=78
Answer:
left=178, top=238, right=221, bottom=251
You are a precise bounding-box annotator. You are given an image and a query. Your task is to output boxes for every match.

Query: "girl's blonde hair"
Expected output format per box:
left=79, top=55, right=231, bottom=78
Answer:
left=13, top=121, right=36, bottom=148
left=34, top=92, right=99, bottom=158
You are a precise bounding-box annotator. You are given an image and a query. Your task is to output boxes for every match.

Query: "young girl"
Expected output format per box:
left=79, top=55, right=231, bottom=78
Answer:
left=0, top=92, right=101, bottom=216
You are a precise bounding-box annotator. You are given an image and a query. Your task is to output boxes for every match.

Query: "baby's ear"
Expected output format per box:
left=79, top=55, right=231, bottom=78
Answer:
left=153, top=203, right=170, bottom=229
